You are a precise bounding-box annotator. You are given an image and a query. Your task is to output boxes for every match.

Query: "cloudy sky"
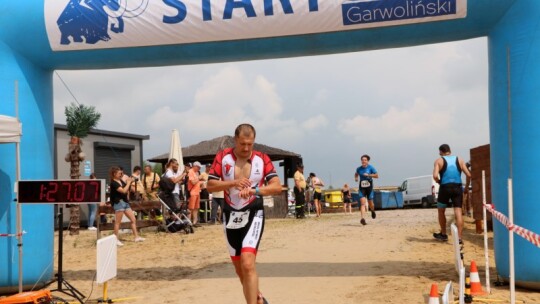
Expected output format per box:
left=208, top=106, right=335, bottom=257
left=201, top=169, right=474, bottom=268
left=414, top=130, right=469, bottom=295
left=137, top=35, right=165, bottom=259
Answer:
left=53, top=37, right=489, bottom=189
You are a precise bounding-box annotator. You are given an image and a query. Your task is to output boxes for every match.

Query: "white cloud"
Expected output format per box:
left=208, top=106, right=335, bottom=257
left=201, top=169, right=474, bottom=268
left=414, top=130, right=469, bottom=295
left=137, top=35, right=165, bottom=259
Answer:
left=338, top=98, right=453, bottom=142
left=145, top=66, right=305, bottom=144
left=302, top=114, right=329, bottom=131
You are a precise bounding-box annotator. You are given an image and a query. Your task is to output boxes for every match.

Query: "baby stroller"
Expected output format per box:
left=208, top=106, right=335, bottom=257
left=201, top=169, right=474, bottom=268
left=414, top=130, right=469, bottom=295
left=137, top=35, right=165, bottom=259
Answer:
left=158, top=176, right=194, bottom=234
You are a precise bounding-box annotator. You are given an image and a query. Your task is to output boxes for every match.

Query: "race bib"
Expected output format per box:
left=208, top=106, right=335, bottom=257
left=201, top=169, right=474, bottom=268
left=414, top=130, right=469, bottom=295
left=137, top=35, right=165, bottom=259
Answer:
left=361, top=180, right=371, bottom=188
left=226, top=210, right=251, bottom=229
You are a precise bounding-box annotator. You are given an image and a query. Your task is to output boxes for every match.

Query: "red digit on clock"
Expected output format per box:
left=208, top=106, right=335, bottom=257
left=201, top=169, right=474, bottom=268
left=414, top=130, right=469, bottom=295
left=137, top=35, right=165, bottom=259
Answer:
left=46, top=182, right=58, bottom=202
left=74, top=181, right=85, bottom=202
left=89, top=181, right=99, bottom=201
left=62, top=182, right=72, bottom=201
left=39, top=184, right=47, bottom=201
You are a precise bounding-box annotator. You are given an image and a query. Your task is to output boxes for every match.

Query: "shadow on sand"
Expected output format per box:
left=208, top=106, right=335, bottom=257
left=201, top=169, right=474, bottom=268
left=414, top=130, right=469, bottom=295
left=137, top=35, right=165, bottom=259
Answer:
left=62, top=260, right=457, bottom=282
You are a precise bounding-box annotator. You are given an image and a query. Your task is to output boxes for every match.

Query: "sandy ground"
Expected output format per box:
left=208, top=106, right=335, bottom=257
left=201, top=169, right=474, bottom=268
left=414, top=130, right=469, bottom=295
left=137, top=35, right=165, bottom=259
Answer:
left=48, top=209, right=540, bottom=304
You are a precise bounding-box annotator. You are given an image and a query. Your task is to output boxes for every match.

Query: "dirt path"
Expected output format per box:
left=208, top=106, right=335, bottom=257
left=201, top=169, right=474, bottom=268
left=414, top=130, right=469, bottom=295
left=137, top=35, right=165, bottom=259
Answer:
left=52, top=209, right=540, bottom=303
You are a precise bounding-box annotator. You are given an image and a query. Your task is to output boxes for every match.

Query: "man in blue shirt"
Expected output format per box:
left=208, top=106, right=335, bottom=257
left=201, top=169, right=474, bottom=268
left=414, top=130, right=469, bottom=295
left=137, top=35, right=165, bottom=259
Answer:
left=354, top=154, right=378, bottom=225
left=432, top=144, right=471, bottom=242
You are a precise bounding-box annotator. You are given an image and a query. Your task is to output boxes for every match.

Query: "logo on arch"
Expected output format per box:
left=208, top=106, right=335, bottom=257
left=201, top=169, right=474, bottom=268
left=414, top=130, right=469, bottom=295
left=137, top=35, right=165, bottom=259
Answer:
left=56, top=0, right=149, bottom=45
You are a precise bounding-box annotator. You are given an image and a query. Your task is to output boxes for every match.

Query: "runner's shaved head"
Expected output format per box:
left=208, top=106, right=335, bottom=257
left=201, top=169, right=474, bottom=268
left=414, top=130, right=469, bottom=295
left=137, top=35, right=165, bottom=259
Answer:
left=235, top=123, right=256, bottom=138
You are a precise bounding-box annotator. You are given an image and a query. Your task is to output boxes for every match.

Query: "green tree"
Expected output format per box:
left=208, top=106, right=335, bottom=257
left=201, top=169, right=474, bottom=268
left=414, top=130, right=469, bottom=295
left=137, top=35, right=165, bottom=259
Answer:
left=64, top=103, right=101, bottom=235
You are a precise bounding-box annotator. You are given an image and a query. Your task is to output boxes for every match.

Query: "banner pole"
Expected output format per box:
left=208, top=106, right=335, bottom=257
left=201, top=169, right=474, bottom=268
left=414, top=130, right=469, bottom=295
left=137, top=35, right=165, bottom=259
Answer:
left=482, top=170, right=490, bottom=294
left=103, top=281, right=108, bottom=302
left=508, top=178, right=515, bottom=304
left=15, top=80, right=23, bottom=294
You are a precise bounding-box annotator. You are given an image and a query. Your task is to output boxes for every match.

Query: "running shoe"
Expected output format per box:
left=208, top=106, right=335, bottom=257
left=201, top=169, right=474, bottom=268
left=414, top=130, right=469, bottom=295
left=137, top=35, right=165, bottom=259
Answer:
left=134, top=237, right=145, bottom=242
left=360, top=218, right=367, bottom=226
left=371, top=210, right=376, bottom=219
left=433, top=232, right=448, bottom=241
left=116, top=240, right=124, bottom=247
left=258, top=292, right=269, bottom=304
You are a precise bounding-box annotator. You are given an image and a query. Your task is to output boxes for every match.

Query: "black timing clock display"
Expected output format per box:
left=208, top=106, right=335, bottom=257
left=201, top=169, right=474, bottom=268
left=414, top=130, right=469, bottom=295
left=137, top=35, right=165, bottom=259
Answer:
left=18, top=180, right=105, bottom=204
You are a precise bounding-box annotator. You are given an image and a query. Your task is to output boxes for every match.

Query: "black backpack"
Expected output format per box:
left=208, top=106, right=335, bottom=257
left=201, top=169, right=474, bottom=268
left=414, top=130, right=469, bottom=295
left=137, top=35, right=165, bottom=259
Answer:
left=159, top=175, right=175, bottom=193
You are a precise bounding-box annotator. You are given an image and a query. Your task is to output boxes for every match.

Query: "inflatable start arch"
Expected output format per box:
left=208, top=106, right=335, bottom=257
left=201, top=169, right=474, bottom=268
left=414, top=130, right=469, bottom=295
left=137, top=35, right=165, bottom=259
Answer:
left=1, top=0, right=539, bottom=292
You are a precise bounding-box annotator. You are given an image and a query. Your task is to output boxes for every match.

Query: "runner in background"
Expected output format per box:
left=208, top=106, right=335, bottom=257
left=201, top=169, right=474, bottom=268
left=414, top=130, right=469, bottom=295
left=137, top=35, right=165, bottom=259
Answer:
left=354, top=155, right=378, bottom=226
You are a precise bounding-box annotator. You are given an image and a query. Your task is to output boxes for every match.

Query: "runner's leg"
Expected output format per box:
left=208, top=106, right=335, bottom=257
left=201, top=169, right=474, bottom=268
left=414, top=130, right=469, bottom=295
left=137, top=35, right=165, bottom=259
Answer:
left=360, top=197, right=367, bottom=219
left=438, top=207, right=447, bottom=235
left=454, top=207, right=463, bottom=239
left=368, top=199, right=375, bottom=212
left=240, top=252, right=259, bottom=304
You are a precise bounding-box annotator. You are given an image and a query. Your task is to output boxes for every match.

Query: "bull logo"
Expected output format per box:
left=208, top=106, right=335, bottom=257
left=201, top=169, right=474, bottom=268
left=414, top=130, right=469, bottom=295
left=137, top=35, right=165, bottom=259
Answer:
left=57, top=0, right=149, bottom=45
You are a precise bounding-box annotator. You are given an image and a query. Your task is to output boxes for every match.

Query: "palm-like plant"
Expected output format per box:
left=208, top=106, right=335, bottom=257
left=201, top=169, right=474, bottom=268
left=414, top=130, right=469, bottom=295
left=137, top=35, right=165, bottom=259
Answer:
left=65, top=103, right=101, bottom=139
left=64, top=103, right=101, bottom=235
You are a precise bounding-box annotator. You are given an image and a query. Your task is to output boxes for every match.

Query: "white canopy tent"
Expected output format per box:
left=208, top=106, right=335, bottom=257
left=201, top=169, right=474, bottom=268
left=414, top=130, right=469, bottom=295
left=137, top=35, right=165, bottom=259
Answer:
left=0, top=114, right=23, bottom=293
left=0, top=115, right=21, bottom=143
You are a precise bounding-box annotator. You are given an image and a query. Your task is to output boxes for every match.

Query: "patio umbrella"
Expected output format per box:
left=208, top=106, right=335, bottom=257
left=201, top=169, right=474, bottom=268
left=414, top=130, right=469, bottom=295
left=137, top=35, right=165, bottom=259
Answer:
left=169, top=129, right=184, bottom=173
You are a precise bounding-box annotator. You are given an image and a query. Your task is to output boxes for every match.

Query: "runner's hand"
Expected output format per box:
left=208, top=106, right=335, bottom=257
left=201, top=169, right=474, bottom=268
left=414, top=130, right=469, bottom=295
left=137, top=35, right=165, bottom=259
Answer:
left=239, top=187, right=252, bottom=199
left=235, top=177, right=251, bottom=190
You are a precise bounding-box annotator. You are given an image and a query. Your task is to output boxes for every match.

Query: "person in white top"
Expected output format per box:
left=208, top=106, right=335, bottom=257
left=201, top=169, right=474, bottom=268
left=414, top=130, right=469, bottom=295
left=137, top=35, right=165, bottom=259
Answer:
left=164, top=158, right=187, bottom=207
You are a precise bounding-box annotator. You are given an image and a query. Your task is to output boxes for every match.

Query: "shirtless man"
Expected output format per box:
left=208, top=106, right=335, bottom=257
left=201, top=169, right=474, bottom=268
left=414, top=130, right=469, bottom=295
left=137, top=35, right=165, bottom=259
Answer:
left=207, top=124, right=282, bottom=304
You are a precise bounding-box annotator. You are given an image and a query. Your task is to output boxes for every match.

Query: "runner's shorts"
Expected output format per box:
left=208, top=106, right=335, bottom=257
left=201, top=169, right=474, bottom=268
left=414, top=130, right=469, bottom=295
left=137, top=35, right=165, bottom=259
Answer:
left=437, top=183, right=463, bottom=208
left=359, top=186, right=374, bottom=200
left=313, top=191, right=322, bottom=200
left=222, top=198, right=265, bottom=260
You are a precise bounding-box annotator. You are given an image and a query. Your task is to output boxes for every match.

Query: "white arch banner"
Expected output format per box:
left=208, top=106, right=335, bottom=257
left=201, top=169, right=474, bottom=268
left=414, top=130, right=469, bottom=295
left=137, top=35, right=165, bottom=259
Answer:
left=46, top=0, right=467, bottom=51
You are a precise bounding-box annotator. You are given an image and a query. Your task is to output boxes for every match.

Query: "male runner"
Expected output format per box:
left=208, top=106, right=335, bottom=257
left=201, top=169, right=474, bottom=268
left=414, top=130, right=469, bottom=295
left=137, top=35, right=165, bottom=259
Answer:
left=207, top=124, right=282, bottom=304
left=432, top=144, right=471, bottom=242
left=354, top=154, right=378, bottom=225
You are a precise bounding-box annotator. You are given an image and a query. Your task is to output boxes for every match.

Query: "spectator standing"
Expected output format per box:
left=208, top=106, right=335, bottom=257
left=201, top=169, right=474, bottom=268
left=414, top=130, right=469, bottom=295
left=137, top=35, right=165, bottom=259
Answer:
left=294, top=163, right=307, bottom=219
left=142, top=164, right=160, bottom=201
left=199, top=165, right=211, bottom=223
left=87, top=173, right=98, bottom=230
left=462, top=162, right=472, bottom=217
left=342, top=184, right=353, bottom=214
left=188, top=161, right=203, bottom=227
left=109, top=166, right=145, bottom=246
left=130, top=166, right=146, bottom=202
left=164, top=159, right=187, bottom=207
left=182, top=163, right=192, bottom=201
left=210, top=188, right=224, bottom=224
left=309, top=172, right=324, bottom=217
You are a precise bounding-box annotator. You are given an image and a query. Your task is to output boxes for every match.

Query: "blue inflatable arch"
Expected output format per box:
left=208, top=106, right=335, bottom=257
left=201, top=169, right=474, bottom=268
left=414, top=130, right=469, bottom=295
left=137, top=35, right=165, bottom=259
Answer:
left=1, top=0, right=539, bottom=291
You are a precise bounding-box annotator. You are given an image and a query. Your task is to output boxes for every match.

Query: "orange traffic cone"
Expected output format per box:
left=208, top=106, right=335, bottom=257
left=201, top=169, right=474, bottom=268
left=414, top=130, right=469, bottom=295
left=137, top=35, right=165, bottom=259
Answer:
left=470, top=260, right=487, bottom=296
left=428, top=283, right=440, bottom=304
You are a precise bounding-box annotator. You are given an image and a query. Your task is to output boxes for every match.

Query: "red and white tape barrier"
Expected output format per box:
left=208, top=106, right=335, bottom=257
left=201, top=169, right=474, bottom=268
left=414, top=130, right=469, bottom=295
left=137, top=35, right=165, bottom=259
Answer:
left=484, top=204, right=540, bottom=248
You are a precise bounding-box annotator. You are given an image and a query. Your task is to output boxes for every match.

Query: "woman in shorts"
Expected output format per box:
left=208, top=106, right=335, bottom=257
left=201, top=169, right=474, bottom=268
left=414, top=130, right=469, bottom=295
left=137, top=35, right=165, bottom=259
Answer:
left=109, top=166, right=145, bottom=246
left=309, top=173, right=325, bottom=217
left=342, top=184, right=352, bottom=214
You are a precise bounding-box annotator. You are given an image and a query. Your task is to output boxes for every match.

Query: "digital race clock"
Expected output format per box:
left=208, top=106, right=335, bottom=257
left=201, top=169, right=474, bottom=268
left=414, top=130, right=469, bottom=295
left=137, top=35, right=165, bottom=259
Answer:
left=17, top=180, right=105, bottom=204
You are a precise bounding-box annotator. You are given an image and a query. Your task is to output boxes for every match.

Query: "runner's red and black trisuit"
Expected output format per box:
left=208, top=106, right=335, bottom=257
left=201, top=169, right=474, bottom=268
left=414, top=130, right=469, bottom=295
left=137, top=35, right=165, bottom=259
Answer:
left=208, top=148, right=278, bottom=260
